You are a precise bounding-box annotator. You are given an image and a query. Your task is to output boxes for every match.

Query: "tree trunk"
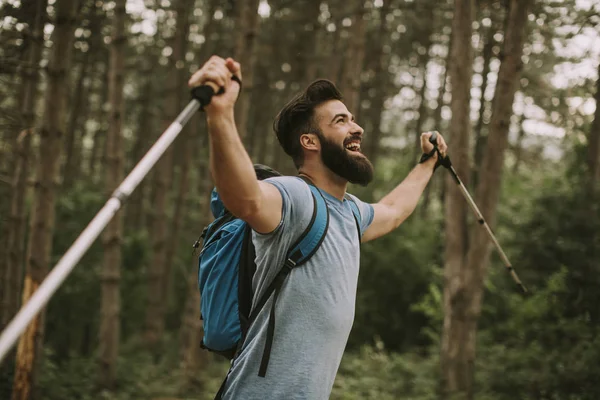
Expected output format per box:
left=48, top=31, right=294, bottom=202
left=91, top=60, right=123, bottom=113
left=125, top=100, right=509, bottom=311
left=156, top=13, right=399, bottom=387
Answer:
left=11, top=0, right=79, bottom=399
left=472, top=17, right=497, bottom=186
left=587, top=61, right=600, bottom=194
left=233, top=0, right=260, bottom=144
left=98, top=0, right=126, bottom=389
left=323, top=0, right=346, bottom=84
left=363, top=0, right=391, bottom=168
left=2, top=131, right=32, bottom=330
left=442, top=2, right=532, bottom=399
left=180, top=139, right=211, bottom=381
left=88, top=63, right=109, bottom=180
left=125, top=75, right=153, bottom=232
left=62, top=42, right=92, bottom=189
left=292, top=0, right=321, bottom=88
left=162, top=121, right=194, bottom=320
left=338, top=0, right=367, bottom=116
left=145, top=0, right=192, bottom=350
left=429, top=31, right=453, bottom=214
left=1, top=0, right=47, bottom=331
left=440, top=0, right=475, bottom=398
left=413, top=11, right=434, bottom=165
left=252, top=42, right=276, bottom=163
left=1, top=0, right=44, bottom=175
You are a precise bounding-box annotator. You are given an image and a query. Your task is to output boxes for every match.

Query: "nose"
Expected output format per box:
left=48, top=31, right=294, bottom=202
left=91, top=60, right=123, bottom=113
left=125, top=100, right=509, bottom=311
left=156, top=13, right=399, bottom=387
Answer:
left=351, top=120, right=364, bottom=136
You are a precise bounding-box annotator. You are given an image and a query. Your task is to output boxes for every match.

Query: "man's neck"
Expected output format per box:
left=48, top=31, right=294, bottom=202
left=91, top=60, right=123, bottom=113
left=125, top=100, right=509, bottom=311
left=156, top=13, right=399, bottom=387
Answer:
left=298, top=166, right=348, bottom=201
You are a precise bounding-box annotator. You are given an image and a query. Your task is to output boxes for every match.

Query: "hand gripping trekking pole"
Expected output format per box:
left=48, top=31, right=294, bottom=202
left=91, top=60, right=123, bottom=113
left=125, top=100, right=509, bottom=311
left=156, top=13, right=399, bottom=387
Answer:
left=0, top=78, right=238, bottom=364
left=428, top=131, right=527, bottom=294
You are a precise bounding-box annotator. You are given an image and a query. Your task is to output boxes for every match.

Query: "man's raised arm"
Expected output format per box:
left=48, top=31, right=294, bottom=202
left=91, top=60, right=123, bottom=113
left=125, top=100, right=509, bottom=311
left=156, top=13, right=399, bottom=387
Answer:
left=361, top=132, right=448, bottom=243
left=188, top=56, right=282, bottom=234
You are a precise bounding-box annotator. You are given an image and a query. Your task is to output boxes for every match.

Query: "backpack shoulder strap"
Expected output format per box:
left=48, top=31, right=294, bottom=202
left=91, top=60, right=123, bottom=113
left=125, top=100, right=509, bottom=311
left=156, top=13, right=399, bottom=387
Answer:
left=248, top=178, right=330, bottom=377
left=248, top=180, right=329, bottom=322
left=344, top=193, right=362, bottom=242
left=286, top=184, right=329, bottom=265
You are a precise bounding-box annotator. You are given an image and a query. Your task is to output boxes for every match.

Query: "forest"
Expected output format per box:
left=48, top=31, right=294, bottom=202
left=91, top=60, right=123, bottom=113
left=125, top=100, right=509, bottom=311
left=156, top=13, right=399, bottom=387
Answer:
left=0, top=0, right=599, bottom=399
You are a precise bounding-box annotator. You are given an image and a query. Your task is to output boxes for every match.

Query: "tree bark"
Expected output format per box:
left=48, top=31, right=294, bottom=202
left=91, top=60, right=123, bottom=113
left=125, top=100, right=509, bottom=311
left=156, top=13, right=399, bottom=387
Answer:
left=363, top=0, right=391, bottom=168
left=421, top=54, right=451, bottom=216
left=145, top=0, right=192, bottom=350
left=338, top=0, right=367, bottom=116
left=292, top=0, right=322, bottom=88
left=2, top=131, right=32, bottom=330
left=124, top=74, right=153, bottom=232
left=88, top=62, right=109, bottom=181
left=472, top=15, right=497, bottom=186
left=440, top=0, right=475, bottom=398
left=11, top=0, right=79, bottom=399
left=1, top=0, right=47, bottom=332
left=180, top=133, right=211, bottom=381
left=587, top=61, right=600, bottom=194
left=62, top=41, right=92, bottom=189
left=233, top=0, right=261, bottom=145
left=98, top=0, right=126, bottom=389
left=442, top=1, right=532, bottom=399
left=162, top=120, right=193, bottom=318
left=413, top=9, right=434, bottom=165
left=323, top=0, right=346, bottom=84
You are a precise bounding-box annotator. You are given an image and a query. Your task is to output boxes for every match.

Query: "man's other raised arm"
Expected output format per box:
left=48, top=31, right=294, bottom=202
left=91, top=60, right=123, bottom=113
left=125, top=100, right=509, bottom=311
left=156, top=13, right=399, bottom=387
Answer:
left=189, top=56, right=282, bottom=234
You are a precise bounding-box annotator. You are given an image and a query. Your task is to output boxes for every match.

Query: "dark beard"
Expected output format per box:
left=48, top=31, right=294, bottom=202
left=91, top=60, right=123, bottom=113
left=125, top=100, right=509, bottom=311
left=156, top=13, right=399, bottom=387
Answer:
left=316, top=130, right=374, bottom=186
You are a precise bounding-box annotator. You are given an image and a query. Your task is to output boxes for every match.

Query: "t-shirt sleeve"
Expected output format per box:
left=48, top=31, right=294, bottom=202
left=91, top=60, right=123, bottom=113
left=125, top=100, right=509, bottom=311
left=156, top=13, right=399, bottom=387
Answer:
left=345, top=193, right=375, bottom=236
left=252, top=176, right=314, bottom=256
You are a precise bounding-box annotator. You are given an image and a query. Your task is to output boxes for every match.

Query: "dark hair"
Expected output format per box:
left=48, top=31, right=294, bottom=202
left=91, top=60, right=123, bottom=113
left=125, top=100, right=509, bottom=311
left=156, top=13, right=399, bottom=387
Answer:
left=273, top=79, right=343, bottom=169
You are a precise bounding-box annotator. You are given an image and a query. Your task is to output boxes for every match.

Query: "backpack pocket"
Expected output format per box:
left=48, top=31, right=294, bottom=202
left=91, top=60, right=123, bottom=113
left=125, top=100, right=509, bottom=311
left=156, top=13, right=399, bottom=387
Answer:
left=198, top=218, right=246, bottom=353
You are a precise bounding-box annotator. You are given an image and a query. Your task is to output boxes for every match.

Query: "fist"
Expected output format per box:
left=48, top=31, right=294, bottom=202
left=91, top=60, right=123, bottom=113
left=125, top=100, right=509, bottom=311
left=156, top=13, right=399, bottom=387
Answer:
left=188, top=56, right=242, bottom=114
left=421, top=131, right=448, bottom=159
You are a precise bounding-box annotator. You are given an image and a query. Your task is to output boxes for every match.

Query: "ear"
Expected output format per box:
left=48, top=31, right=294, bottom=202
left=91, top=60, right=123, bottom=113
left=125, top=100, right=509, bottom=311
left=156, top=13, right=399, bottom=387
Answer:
left=300, top=133, right=320, bottom=152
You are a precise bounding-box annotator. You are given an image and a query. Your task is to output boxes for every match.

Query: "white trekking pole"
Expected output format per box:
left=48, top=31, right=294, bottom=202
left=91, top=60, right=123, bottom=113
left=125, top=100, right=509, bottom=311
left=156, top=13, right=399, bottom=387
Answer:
left=0, top=80, right=229, bottom=364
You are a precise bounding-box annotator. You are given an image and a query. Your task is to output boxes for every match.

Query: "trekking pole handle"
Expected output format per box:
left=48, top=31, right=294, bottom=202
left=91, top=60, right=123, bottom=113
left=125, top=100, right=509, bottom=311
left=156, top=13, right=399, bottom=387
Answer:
left=427, top=131, right=452, bottom=170
left=429, top=131, right=439, bottom=145
left=190, top=76, right=242, bottom=110
left=191, top=81, right=221, bottom=110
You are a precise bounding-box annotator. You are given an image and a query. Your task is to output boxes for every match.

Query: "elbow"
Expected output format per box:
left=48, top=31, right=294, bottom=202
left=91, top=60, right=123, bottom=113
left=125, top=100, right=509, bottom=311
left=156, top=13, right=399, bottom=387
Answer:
left=393, top=207, right=414, bottom=229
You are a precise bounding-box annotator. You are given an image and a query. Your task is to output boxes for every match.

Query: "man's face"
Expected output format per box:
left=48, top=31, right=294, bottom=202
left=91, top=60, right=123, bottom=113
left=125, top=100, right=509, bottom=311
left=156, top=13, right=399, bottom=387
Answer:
left=313, top=100, right=374, bottom=186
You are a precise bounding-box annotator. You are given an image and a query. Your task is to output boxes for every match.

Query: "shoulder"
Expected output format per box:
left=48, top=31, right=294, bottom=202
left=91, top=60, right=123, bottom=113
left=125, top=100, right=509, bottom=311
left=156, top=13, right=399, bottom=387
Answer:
left=263, top=176, right=312, bottom=201
left=262, top=176, right=313, bottom=222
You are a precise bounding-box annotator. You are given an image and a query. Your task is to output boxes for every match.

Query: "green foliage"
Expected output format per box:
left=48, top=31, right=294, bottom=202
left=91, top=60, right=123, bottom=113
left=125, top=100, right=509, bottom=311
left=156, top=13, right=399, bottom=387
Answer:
left=332, top=343, right=439, bottom=400
left=34, top=340, right=231, bottom=400
left=347, top=161, right=444, bottom=352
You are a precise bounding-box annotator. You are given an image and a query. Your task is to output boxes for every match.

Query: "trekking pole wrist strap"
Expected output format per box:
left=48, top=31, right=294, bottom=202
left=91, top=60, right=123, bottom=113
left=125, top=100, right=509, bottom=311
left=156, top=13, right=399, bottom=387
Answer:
left=419, top=148, right=441, bottom=170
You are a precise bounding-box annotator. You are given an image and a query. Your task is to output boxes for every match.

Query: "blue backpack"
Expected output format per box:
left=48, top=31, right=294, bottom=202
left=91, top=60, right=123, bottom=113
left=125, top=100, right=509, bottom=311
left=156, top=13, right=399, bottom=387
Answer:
left=196, top=164, right=361, bottom=377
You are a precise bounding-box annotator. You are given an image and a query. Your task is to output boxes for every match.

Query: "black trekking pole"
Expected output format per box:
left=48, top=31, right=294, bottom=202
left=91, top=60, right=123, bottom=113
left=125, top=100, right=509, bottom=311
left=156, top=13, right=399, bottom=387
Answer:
left=0, top=81, right=228, bottom=364
left=428, top=131, right=527, bottom=294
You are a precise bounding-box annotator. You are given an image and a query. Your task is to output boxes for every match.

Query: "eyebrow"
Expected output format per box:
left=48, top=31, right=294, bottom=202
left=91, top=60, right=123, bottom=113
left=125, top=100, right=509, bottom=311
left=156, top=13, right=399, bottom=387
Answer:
left=330, top=113, right=355, bottom=123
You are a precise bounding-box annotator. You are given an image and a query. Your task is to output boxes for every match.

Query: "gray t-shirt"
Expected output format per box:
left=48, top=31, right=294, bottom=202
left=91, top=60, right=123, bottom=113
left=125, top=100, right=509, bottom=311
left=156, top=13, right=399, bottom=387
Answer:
left=221, top=176, right=374, bottom=400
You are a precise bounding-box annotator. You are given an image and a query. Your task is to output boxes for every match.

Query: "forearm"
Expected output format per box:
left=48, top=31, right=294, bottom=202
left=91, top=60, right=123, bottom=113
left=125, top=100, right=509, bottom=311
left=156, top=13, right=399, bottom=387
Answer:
left=378, top=159, right=435, bottom=223
left=207, top=111, right=260, bottom=217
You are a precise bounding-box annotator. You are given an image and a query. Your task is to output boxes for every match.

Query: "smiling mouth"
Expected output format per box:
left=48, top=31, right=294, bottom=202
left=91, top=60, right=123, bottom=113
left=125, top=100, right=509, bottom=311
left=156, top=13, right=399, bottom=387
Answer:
left=344, top=141, right=361, bottom=153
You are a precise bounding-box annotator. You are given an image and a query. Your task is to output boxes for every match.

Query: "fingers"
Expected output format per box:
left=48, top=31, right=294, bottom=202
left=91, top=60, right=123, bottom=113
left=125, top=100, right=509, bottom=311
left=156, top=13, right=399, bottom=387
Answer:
left=225, top=57, right=242, bottom=82
left=188, top=55, right=236, bottom=89
left=421, top=131, right=448, bottom=156
left=432, top=131, right=448, bottom=155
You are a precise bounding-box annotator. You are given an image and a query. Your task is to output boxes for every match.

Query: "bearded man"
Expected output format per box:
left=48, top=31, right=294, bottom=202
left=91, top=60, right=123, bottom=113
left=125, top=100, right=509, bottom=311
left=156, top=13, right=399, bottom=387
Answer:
left=188, top=56, right=447, bottom=400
